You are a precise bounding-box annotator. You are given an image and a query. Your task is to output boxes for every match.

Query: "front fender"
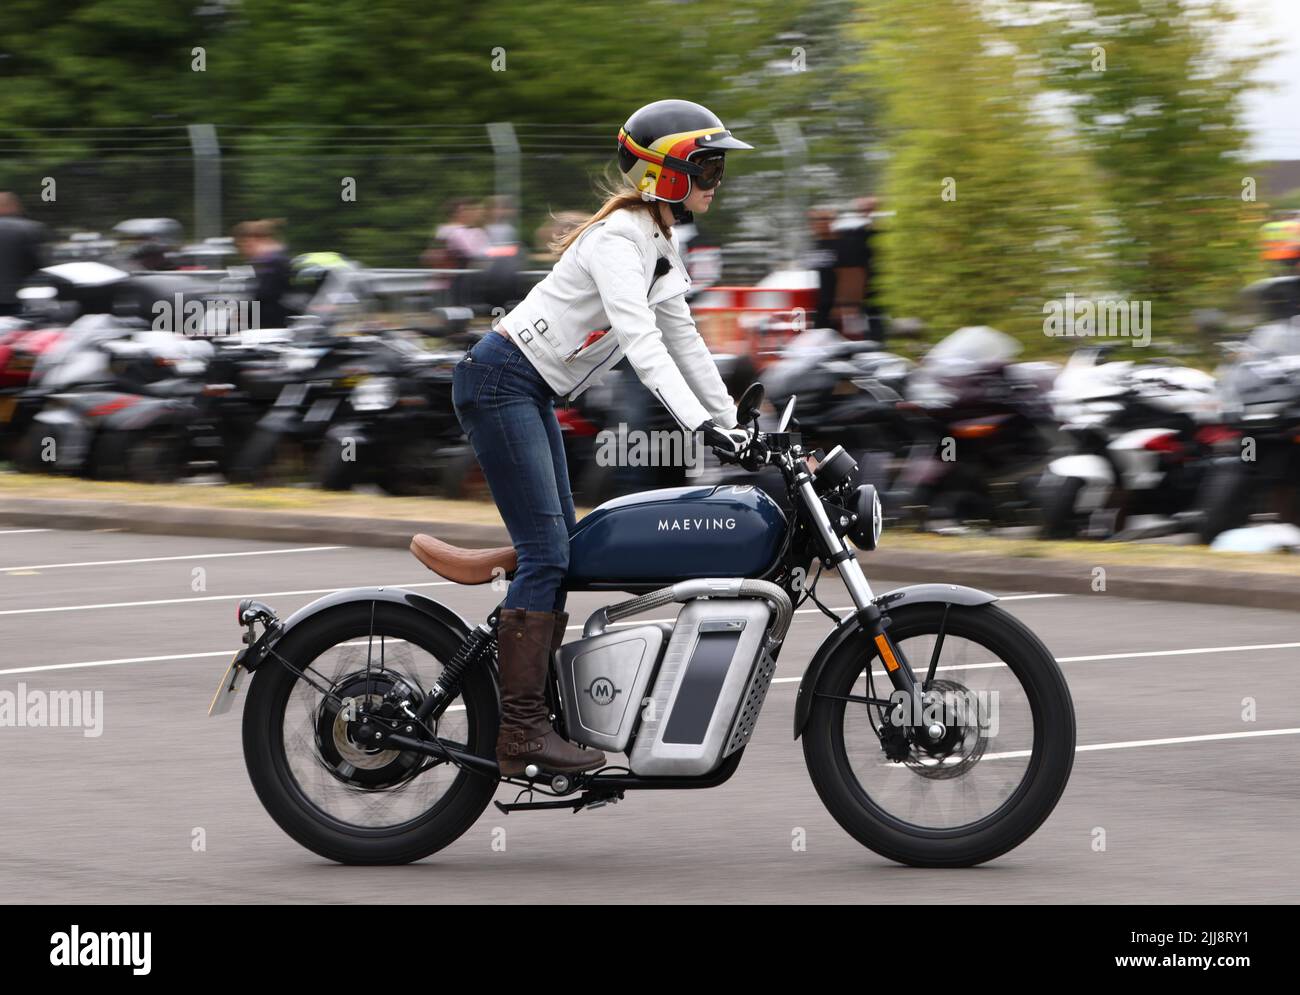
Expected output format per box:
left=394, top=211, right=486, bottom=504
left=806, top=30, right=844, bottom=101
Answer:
left=792, top=583, right=997, bottom=739
left=242, top=585, right=473, bottom=672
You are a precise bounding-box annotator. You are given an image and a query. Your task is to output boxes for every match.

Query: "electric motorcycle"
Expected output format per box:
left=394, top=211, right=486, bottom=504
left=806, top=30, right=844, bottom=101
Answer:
left=212, top=383, right=1076, bottom=868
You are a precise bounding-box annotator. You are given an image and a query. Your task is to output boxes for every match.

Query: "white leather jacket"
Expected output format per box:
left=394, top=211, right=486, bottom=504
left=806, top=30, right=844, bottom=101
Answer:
left=498, top=206, right=737, bottom=431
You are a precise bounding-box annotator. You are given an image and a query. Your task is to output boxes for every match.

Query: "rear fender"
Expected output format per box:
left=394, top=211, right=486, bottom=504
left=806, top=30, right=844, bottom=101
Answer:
left=239, top=586, right=474, bottom=672
left=792, top=584, right=997, bottom=738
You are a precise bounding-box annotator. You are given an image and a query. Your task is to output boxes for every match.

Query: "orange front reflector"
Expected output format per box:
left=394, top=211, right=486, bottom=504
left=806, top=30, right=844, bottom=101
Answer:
left=874, top=634, right=900, bottom=672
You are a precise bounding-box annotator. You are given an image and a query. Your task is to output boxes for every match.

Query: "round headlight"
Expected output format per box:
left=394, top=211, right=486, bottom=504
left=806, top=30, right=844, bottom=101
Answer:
left=848, top=484, right=883, bottom=551
left=811, top=444, right=859, bottom=494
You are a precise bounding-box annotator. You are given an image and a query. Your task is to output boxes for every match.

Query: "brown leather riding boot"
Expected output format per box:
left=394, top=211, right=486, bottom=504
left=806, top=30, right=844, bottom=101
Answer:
left=495, top=607, right=606, bottom=777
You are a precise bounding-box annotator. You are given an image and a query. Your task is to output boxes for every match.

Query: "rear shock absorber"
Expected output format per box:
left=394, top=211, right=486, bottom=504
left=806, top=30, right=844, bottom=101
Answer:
left=415, top=611, right=498, bottom=722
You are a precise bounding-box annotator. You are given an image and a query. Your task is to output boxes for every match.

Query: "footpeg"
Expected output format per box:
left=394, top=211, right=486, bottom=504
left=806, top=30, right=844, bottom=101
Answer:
left=519, top=766, right=575, bottom=794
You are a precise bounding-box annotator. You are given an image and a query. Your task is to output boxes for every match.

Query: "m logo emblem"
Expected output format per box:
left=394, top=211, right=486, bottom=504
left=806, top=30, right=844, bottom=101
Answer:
left=585, top=677, right=621, bottom=706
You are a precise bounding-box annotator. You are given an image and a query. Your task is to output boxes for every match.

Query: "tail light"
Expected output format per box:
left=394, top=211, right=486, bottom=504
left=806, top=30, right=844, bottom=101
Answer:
left=1142, top=431, right=1184, bottom=458
left=1195, top=425, right=1240, bottom=447
left=556, top=407, right=600, bottom=437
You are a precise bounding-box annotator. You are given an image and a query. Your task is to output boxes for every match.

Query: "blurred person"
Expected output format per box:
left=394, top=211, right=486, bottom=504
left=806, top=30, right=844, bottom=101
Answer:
left=828, top=195, right=882, bottom=341
left=0, top=192, right=47, bottom=317
left=807, top=206, right=840, bottom=331
left=484, top=194, right=519, bottom=247
left=233, top=219, right=294, bottom=329
left=480, top=195, right=523, bottom=310
left=451, top=99, right=751, bottom=776
left=423, top=198, right=488, bottom=307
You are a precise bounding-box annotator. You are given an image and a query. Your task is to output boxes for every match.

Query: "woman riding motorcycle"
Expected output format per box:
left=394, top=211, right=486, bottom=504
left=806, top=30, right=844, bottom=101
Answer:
left=446, top=99, right=753, bottom=777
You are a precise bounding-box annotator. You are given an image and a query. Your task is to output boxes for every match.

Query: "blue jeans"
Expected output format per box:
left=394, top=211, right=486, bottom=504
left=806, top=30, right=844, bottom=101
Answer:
left=452, top=330, right=577, bottom=613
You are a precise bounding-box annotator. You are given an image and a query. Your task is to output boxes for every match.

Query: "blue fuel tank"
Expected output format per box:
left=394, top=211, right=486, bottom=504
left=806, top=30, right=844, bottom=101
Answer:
left=565, top=483, right=788, bottom=589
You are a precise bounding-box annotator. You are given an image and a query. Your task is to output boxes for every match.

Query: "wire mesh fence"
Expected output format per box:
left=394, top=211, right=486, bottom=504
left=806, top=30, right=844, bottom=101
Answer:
left=0, top=122, right=880, bottom=277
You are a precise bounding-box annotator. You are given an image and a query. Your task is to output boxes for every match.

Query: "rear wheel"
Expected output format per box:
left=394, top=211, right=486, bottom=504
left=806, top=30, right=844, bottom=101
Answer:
left=242, top=602, right=498, bottom=864
left=803, top=602, right=1075, bottom=867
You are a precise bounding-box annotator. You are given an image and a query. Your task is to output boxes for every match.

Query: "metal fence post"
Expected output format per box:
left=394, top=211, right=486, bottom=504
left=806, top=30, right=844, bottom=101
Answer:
left=774, top=120, right=807, bottom=267
left=187, top=123, right=222, bottom=241
left=487, top=122, right=521, bottom=218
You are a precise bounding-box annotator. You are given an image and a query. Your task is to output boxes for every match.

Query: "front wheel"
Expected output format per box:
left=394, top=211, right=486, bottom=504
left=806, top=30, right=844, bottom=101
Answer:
left=1195, top=458, right=1251, bottom=544
left=241, top=601, right=499, bottom=863
left=803, top=602, right=1075, bottom=867
left=1039, top=474, right=1085, bottom=539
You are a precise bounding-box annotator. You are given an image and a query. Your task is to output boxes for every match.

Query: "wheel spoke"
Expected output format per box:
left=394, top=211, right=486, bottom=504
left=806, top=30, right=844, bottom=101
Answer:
left=836, top=626, right=1035, bottom=831
left=279, top=633, right=473, bottom=831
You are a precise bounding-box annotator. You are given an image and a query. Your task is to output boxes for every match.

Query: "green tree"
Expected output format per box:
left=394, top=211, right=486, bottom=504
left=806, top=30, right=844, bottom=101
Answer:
left=1044, top=0, right=1268, bottom=344
left=853, top=0, right=1103, bottom=346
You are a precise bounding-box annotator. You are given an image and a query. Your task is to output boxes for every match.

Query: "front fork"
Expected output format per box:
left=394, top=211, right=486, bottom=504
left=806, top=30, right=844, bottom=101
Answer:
left=794, top=465, right=931, bottom=738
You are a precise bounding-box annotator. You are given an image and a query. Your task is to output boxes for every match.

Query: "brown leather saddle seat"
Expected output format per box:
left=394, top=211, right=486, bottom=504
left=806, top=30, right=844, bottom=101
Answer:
left=409, top=533, right=517, bottom=585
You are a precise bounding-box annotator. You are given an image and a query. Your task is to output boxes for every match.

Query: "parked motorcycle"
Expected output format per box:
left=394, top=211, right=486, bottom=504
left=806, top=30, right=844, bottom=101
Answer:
left=894, top=327, right=1060, bottom=528
left=759, top=326, right=915, bottom=509
left=228, top=327, right=402, bottom=485
left=315, top=337, right=464, bottom=495
left=1194, top=320, right=1300, bottom=543
left=212, top=383, right=1076, bottom=868
left=16, top=321, right=215, bottom=477
left=1038, top=348, right=1224, bottom=539
left=90, top=333, right=298, bottom=483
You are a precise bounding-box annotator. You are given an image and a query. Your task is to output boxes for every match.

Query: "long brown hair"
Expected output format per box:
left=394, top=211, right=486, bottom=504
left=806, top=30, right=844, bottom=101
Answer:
left=549, top=175, right=671, bottom=256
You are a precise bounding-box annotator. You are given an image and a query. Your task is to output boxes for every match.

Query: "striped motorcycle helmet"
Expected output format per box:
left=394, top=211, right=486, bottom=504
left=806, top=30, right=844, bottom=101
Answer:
left=617, top=99, right=753, bottom=205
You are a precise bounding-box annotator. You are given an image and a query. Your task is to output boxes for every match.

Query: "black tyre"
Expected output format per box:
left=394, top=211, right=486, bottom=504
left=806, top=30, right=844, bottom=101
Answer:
left=101, top=429, right=187, bottom=483
left=803, top=602, right=1075, bottom=867
left=313, top=435, right=358, bottom=491
left=230, top=428, right=309, bottom=486
left=1039, top=474, right=1085, bottom=539
left=14, top=422, right=56, bottom=473
left=377, top=438, right=448, bottom=497
left=242, top=601, right=499, bottom=864
left=1195, top=458, right=1250, bottom=544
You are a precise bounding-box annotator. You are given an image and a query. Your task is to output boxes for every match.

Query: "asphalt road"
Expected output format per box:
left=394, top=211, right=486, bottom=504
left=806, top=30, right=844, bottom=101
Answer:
left=0, top=525, right=1296, bottom=903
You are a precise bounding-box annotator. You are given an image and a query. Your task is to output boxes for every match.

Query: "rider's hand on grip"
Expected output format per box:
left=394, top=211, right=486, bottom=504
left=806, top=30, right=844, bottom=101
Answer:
left=697, top=419, right=751, bottom=464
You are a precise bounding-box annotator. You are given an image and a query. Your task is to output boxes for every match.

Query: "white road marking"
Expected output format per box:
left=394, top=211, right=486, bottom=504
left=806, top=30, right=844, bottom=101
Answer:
left=0, top=580, right=453, bottom=616
left=769, top=640, right=1300, bottom=683
left=1, top=545, right=343, bottom=572
left=0, top=528, right=52, bottom=535
left=982, top=727, right=1300, bottom=761
left=0, top=649, right=236, bottom=676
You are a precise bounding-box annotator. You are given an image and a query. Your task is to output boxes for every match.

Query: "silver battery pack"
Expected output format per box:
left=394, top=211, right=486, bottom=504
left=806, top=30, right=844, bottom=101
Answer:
left=553, top=622, right=669, bottom=752
left=628, top=598, right=773, bottom=776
